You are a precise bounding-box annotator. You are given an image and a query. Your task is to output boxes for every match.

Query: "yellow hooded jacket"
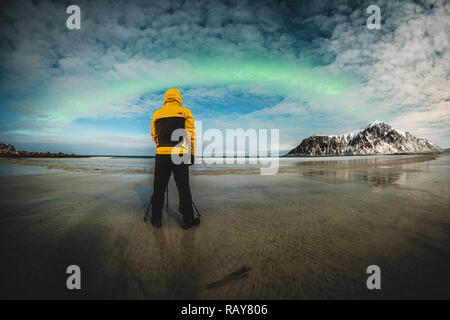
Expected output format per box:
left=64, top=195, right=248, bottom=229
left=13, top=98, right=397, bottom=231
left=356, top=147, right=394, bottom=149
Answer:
left=151, top=88, right=196, bottom=155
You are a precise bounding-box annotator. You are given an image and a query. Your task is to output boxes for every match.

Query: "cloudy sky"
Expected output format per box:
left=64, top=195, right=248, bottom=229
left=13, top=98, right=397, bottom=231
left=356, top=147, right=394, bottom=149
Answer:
left=0, top=0, right=449, bottom=155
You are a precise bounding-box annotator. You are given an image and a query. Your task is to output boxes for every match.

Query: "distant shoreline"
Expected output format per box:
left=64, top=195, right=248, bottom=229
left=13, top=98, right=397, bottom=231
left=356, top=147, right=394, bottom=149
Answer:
left=283, top=149, right=448, bottom=158
left=0, top=151, right=88, bottom=159
left=1, top=139, right=448, bottom=160
left=0, top=150, right=448, bottom=159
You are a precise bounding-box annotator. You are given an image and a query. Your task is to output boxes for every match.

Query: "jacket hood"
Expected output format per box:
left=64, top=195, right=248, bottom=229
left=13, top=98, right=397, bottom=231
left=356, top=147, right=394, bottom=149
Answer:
left=164, top=88, right=182, bottom=105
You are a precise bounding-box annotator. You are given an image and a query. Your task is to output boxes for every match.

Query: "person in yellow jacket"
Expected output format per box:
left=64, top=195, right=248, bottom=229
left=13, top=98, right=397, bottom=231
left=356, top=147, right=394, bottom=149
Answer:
left=149, top=88, right=199, bottom=229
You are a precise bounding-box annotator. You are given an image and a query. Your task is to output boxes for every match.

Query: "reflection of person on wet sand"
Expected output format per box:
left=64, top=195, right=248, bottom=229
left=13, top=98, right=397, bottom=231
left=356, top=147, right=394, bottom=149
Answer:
left=149, top=88, right=200, bottom=230
left=149, top=225, right=200, bottom=298
left=152, top=227, right=169, bottom=264
left=177, top=228, right=202, bottom=297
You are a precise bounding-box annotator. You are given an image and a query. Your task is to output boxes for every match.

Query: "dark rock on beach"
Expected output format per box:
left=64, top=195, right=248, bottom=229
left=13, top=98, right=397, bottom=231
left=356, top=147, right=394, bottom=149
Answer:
left=0, top=142, right=81, bottom=158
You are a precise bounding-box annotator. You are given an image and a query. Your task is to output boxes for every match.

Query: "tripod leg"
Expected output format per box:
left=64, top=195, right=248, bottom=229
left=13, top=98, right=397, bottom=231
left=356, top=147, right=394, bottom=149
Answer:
left=166, top=186, right=169, bottom=215
left=192, top=200, right=201, bottom=217
left=144, top=197, right=152, bottom=222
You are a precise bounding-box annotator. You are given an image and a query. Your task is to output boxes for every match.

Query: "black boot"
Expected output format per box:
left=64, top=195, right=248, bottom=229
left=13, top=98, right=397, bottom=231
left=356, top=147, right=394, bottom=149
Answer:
left=182, top=217, right=200, bottom=230
left=150, top=217, right=162, bottom=228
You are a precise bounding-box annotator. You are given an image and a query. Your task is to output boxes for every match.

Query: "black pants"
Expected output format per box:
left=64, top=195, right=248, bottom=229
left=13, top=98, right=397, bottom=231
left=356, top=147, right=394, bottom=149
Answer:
left=151, top=154, right=194, bottom=224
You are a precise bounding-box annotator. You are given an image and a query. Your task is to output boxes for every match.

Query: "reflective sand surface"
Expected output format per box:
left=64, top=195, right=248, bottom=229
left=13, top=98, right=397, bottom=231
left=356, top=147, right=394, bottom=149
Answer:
left=0, top=152, right=449, bottom=298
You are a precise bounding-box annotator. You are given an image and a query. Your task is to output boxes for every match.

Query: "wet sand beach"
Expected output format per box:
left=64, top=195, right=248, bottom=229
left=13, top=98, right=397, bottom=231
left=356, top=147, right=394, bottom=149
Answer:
left=0, top=153, right=449, bottom=299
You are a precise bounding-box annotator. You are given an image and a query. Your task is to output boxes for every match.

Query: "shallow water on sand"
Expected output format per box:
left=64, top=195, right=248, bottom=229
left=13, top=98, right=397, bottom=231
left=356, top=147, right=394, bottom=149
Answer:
left=0, top=152, right=449, bottom=298
left=2, top=153, right=442, bottom=175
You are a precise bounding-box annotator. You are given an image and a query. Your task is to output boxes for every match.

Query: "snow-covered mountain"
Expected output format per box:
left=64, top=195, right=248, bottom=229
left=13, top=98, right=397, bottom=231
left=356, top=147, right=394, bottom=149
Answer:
left=285, top=120, right=441, bottom=156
